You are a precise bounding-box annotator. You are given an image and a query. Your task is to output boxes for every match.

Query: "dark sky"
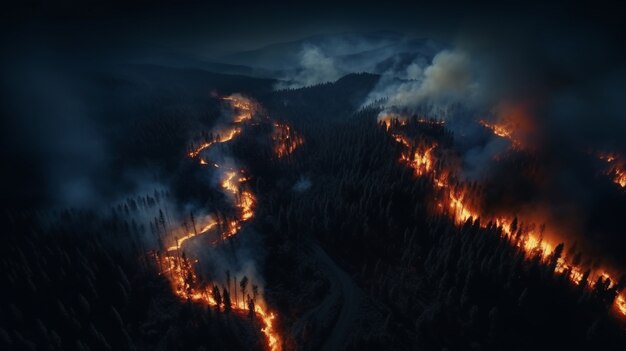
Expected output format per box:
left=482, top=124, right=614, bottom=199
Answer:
left=3, top=1, right=624, bottom=57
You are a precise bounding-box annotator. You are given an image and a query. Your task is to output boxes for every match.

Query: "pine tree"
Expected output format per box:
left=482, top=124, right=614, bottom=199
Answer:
left=240, top=276, right=249, bottom=307
left=252, top=284, right=259, bottom=303
left=212, top=286, right=222, bottom=312
left=190, top=211, right=197, bottom=236
left=548, top=243, right=564, bottom=274
left=234, top=275, right=238, bottom=307
left=247, top=295, right=255, bottom=321
left=223, top=287, right=232, bottom=315
left=225, top=270, right=230, bottom=295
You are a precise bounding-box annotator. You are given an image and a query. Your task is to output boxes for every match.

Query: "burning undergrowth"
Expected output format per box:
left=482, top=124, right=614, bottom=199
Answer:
left=151, top=93, right=305, bottom=350
left=381, top=113, right=626, bottom=320
left=360, top=37, right=626, bottom=288
left=18, top=92, right=305, bottom=351
left=598, top=152, right=626, bottom=189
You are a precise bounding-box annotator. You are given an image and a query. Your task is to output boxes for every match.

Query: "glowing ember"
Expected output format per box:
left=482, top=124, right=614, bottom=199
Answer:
left=599, top=152, right=626, bottom=188
left=479, top=102, right=535, bottom=150
left=157, top=254, right=280, bottom=350
left=272, top=122, right=304, bottom=158
left=187, top=95, right=256, bottom=158
left=239, top=190, right=255, bottom=221
left=616, top=170, right=626, bottom=188
left=448, top=191, right=473, bottom=222
left=393, top=133, right=411, bottom=148
left=166, top=217, right=217, bottom=252
left=599, top=153, right=616, bottom=163
left=480, top=119, right=515, bottom=139
left=378, top=112, right=409, bottom=130
left=406, top=144, right=436, bottom=177
left=379, top=112, right=444, bottom=131
left=159, top=94, right=282, bottom=350
left=618, top=295, right=626, bottom=316
left=383, top=117, right=626, bottom=319
left=220, top=170, right=256, bottom=223
left=221, top=171, right=240, bottom=194
left=479, top=119, right=526, bottom=150
left=221, top=94, right=257, bottom=123
left=188, top=142, right=212, bottom=158
left=188, top=128, right=241, bottom=158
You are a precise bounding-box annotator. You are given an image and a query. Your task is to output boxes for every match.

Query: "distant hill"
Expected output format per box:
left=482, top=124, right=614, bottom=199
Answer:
left=217, top=32, right=443, bottom=75
left=124, top=46, right=279, bottom=78
left=261, top=73, right=381, bottom=127
left=104, top=63, right=276, bottom=97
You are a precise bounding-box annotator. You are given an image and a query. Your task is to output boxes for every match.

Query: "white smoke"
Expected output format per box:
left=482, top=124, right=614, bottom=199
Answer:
left=364, top=49, right=481, bottom=118
left=196, top=228, right=267, bottom=299
left=275, top=45, right=345, bottom=89
left=269, top=34, right=445, bottom=91
left=405, top=62, right=424, bottom=80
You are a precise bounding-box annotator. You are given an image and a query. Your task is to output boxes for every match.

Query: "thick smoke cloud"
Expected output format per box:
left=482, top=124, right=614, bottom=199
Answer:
left=3, top=1, right=626, bottom=268
left=271, top=33, right=441, bottom=89
left=363, top=49, right=481, bottom=114
left=278, top=22, right=624, bottom=268
left=451, top=21, right=626, bottom=267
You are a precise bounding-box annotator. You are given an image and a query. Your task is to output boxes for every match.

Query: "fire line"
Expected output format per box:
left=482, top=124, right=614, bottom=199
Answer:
left=156, top=94, right=302, bottom=351
left=383, top=116, right=626, bottom=319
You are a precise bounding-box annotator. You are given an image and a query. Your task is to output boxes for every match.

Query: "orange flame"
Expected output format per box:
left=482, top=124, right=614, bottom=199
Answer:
left=479, top=119, right=519, bottom=145
left=159, top=94, right=281, bottom=350
left=157, top=253, right=280, bottom=350
left=166, top=217, right=218, bottom=252
left=221, top=95, right=257, bottom=123
left=406, top=144, right=436, bottom=177
left=480, top=102, right=535, bottom=150
left=272, top=122, right=304, bottom=158
left=599, top=152, right=626, bottom=188
left=384, top=117, right=626, bottom=319
left=378, top=112, right=409, bottom=130
left=379, top=112, right=444, bottom=131
left=220, top=170, right=256, bottom=224
left=188, top=128, right=242, bottom=158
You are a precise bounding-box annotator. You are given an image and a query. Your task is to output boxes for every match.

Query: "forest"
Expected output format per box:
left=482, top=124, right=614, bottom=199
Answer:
left=5, top=0, right=626, bottom=345
left=2, top=63, right=626, bottom=351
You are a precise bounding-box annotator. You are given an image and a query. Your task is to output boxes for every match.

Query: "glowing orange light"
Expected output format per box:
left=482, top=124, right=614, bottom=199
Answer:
left=221, top=95, right=257, bottom=123
left=599, top=152, right=626, bottom=188
left=158, top=94, right=281, bottom=350
left=384, top=117, right=626, bottom=319
left=272, top=122, right=304, bottom=158
left=479, top=102, right=535, bottom=150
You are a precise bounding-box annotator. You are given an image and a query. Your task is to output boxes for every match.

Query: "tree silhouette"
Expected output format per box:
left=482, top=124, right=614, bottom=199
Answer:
left=222, top=287, right=232, bottom=316
left=212, top=285, right=222, bottom=313
left=240, top=276, right=249, bottom=307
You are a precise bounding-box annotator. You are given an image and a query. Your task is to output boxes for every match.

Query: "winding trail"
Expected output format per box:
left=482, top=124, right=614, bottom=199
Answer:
left=291, top=241, right=363, bottom=351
